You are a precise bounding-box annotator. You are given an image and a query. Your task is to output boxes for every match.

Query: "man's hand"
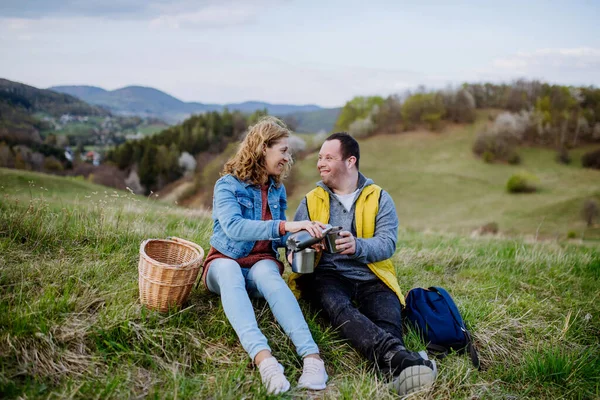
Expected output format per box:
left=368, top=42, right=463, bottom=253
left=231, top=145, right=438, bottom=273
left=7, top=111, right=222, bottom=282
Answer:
left=336, top=231, right=356, bottom=255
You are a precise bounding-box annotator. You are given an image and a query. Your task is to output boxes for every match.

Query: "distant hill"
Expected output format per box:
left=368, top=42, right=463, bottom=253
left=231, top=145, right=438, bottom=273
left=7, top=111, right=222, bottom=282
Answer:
left=285, top=107, right=341, bottom=133
left=2, top=79, right=108, bottom=118
left=0, top=78, right=109, bottom=145
left=49, top=85, right=335, bottom=130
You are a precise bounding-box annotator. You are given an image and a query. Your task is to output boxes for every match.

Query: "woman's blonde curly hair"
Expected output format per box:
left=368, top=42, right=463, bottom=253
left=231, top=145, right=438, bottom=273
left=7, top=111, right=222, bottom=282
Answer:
left=222, top=116, right=292, bottom=185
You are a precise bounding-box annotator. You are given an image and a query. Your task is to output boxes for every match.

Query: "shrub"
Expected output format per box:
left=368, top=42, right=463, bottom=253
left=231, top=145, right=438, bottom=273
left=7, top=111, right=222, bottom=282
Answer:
left=582, top=199, right=599, bottom=227
left=178, top=151, right=197, bottom=174
left=556, top=147, right=571, bottom=165
left=43, top=156, right=64, bottom=171
left=506, top=173, right=539, bottom=193
left=507, top=152, right=521, bottom=165
left=335, top=96, right=384, bottom=131
left=443, top=89, right=476, bottom=123
left=0, top=142, right=14, bottom=168
left=473, top=130, right=520, bottom=164
left=567, top=231, right=577, bottom=239
left=581, top=149, right=600, bottom=170
left=482, top=151, right=495, bottom=163
left=348, top=117, right=375, bottom=139
left=480, top=222, right=499, bottom=235
left=401, top=92, right=446, bottom=130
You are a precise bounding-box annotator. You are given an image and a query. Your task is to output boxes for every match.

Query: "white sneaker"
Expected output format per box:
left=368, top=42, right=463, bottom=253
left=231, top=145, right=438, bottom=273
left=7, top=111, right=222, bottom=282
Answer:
left=298, top=357, right=328, bottom=390
left=258, top=357, right=291, bottom=395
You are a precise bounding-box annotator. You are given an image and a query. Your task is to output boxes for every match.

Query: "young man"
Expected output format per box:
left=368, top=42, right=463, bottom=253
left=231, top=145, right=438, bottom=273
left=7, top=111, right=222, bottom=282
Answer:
left=290, top=132, right=437, bottom=395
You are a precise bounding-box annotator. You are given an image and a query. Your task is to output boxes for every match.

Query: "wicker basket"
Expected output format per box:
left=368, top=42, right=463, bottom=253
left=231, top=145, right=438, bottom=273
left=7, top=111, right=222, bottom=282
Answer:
left=138, top=237, right=205, bottom=312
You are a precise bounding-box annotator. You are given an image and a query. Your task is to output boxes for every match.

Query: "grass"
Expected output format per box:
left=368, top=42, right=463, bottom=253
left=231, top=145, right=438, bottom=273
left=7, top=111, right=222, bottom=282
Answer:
left=137, top=124, right=168, bottom=136
left=288, top=117, right=600, bottom=240
left=1, top=167, right=599, bottom=399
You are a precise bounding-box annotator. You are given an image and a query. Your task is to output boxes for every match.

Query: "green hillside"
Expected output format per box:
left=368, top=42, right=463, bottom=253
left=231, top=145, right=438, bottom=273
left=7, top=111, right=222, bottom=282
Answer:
left=0, top=78, right=109, bottom=145
left=289, top=118, right=600, bottom=240
left=1, top=167, right=599, bottom=399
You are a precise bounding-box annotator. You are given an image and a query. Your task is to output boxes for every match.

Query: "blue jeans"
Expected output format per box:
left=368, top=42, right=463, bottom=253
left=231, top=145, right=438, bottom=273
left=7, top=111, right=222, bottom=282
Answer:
left=206, top=258, right=319, bottom=360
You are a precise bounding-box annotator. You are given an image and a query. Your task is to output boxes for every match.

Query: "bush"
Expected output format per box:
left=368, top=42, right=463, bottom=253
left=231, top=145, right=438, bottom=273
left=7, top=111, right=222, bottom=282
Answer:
left=473, top=130, right=520, bottom=164
left=444, top=89, right=476, bottom=123
left=335, top=96, right=384, bottom=131
left=556, top=147, right=571, bottom=165
left=507, top=152, right=521, bottom=165
left=43, top=156, right=64, bottom=171
left=581, top=149, right=600, bottom=170
left=582, top=199, right=599, bottom=227
left=348, top=117, right=375, bottom=139
left=567, top=231, right=577, bottom=239
left=482, top=151, right=495, bottom=163
left=480, top=222, right=499, bottom=234
left=401, top=92, right=446, bottom=130
left=506, top=173, right=539, bottom=193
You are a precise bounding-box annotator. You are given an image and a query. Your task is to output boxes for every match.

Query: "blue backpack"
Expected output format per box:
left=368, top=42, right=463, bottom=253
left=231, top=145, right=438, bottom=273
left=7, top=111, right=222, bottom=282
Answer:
left=404, top=286, right=480, bottom=369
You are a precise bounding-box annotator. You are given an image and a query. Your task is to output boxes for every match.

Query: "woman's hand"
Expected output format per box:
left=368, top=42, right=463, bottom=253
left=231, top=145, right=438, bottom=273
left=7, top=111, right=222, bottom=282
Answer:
left=284, top=220, right=326, bottom=237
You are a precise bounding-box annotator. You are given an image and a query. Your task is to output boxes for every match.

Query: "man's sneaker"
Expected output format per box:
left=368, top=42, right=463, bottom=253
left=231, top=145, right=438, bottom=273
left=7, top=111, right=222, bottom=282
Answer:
left=418, top=350, right=438, bottom=377
left=389, top=350, right=437, bottom=395
left=390, top=364, right=436, bottom=395
left=258, top=357, right=291, bottom=395
left=298, top=357, right=328, bottom=390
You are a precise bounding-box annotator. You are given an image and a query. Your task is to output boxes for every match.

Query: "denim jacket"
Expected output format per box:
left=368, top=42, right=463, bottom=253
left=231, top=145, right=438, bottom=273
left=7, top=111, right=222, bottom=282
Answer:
left=210, top=174, right=289, bottom=258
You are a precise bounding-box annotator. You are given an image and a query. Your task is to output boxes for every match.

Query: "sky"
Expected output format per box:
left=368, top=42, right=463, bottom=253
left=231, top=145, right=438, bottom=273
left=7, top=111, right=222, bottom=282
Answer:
left=1, top=0, right=599, bottom=107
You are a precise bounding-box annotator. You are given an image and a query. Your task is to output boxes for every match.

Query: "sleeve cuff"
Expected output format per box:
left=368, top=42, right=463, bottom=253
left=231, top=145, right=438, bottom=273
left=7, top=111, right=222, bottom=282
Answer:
left=279, top=221, right=286, bottom=236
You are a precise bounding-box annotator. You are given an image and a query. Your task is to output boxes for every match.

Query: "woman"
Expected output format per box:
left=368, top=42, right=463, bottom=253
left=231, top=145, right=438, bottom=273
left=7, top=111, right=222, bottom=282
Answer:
left=202, top=116, right=328, bottom=394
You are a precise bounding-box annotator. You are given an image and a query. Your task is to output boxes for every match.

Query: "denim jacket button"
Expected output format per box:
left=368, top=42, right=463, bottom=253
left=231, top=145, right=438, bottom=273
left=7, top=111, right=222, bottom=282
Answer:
left=273, top=205, right=278, bottom=209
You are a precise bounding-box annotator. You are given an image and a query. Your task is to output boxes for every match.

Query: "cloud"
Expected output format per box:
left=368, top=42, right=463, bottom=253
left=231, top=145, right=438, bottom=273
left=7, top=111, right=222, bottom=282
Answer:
left=148, top=4, right=259, bottom=29
left=484, top=47, right=600, bottom=84
left=0, top=0, right=267, bottom=25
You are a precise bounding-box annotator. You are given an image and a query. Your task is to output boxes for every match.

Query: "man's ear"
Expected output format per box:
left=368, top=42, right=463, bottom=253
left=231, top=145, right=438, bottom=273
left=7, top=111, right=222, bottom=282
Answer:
left=347, top=156, right=357, bottom=168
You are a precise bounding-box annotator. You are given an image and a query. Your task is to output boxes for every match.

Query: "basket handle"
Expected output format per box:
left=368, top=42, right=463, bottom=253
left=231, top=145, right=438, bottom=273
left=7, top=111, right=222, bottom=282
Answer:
left=167, top=236, right=205, bottom=261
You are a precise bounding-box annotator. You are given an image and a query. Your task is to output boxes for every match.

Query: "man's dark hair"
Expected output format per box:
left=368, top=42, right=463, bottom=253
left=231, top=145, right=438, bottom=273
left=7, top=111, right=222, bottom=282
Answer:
left=325, top=132, right=360, bottom=170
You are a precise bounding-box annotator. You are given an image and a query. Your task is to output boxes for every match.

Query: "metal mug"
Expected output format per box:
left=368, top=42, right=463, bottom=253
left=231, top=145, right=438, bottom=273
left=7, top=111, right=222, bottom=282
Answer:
left=323, top=226, right=344, bottom=253
left=291, top=248, right=316, bottom=274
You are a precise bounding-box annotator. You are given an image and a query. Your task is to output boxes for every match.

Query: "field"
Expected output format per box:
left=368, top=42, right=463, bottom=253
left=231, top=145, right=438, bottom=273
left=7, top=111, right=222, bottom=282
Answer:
left=1, top=167, right=598, bottom=399
left=288, top=119, right=600, bottom=241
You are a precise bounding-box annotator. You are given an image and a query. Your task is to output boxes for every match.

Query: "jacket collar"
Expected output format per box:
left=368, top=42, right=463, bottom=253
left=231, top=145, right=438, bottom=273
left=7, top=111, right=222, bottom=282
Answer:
left=316, top=172, right=373, bottom=197
left=241, top=176, right=278, bottom=189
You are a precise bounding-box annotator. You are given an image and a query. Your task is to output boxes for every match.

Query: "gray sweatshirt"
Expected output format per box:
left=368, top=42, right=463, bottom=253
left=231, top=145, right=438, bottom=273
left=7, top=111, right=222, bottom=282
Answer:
left=293, top=173, right=399, bottom=281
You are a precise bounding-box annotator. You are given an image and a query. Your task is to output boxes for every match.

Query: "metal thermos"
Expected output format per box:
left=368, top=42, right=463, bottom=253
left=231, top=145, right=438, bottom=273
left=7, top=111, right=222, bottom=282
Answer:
left=286, top=224, right=344, bottom=274
left=286, top=224, right=341, bottom=252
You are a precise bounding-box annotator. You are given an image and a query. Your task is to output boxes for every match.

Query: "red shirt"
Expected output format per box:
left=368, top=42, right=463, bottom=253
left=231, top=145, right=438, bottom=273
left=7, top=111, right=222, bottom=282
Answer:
left=202, top=184, right=286, bottom=285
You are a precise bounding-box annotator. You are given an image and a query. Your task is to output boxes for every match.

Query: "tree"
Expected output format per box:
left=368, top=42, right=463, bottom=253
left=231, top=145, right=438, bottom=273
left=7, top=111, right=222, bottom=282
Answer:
left=335, top=96, right=384, bottom=131
left=138, top=144, right=158, bottom=191
left=582, top=199, right=599, bottom=227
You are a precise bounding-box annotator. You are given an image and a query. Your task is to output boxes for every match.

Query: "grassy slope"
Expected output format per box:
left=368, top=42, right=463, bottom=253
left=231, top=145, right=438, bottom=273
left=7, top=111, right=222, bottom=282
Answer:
left=288, top=119, right=600, bottom=240
left=1, top=169, right=599, bottom=399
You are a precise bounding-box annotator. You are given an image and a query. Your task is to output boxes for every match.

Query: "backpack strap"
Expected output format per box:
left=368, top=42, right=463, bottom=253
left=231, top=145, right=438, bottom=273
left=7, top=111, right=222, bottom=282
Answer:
left=426, top=343, right=449, bottom=359
left=429, top=287, right=481, bottom=370
left=464, top=329, right=481, bottom=370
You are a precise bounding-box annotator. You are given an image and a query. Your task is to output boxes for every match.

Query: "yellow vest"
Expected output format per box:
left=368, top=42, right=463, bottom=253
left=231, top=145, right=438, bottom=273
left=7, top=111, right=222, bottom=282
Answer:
left=288, top=184, right=405, bottom=306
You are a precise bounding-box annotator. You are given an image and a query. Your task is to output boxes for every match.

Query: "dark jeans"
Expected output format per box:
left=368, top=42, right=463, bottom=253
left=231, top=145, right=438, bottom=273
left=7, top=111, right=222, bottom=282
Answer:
left=313, top=271, right=406, bottom=371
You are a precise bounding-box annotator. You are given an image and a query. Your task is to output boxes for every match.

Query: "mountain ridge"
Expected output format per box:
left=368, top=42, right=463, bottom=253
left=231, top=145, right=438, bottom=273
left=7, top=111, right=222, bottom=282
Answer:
left=49, top=85, right=335, bottom=129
